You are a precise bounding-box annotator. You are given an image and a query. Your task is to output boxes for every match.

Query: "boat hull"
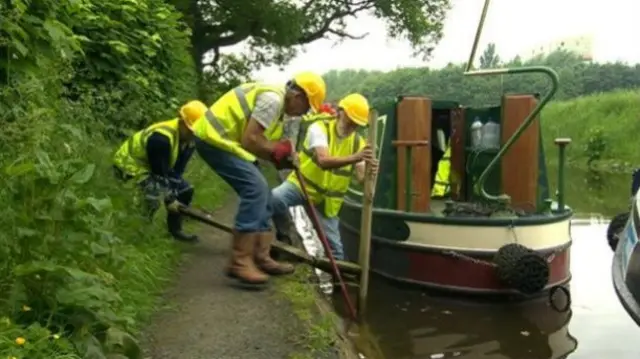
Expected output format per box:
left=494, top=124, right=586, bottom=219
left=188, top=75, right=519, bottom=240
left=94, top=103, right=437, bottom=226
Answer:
left=612, top=193, right=640, bottom=326
left=339, top=201, right=572, bottom=296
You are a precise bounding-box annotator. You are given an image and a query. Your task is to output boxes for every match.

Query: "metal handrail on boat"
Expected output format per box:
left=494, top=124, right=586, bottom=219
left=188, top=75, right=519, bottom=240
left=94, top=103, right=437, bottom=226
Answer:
left=464, top=0, right=560, bottom=203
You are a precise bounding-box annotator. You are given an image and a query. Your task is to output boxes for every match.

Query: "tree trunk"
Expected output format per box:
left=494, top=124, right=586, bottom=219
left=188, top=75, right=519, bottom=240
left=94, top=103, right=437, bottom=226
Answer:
left=187, top=0, right=207, bottom=101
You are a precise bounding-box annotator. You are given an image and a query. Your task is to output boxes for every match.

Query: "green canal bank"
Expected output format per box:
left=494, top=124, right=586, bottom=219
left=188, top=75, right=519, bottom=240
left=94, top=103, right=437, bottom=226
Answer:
left=141, top=198, right=360, bottom=359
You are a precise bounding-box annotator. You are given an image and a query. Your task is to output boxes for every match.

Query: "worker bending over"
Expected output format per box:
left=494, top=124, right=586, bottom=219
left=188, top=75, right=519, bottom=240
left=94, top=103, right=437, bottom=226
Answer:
left=113, top=101, right=208, bottom=242
left=271, top=93, right=378, bottom=261
left=191, top=72, right=326, bottom=289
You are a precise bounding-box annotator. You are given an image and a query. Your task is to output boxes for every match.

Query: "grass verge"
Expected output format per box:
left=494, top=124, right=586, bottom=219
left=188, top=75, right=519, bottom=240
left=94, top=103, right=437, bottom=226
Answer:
left=275, top=266, right=359, bottom=359
left=541, top=89, right=640, bottom=170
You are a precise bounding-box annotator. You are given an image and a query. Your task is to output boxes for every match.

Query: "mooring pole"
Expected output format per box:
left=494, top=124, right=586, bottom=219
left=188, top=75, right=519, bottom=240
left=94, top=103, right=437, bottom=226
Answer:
left=554, top=137, right=571, bottom=212
left=357, top=110, right=379, bottom=319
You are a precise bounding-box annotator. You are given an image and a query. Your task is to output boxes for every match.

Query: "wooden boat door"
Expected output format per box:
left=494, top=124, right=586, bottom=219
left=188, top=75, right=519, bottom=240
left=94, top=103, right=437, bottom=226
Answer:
left=394, top=96, right=432, bottom=212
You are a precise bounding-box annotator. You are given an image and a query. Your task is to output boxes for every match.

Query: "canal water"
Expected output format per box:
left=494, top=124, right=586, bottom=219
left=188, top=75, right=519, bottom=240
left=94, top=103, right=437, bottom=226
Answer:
left=291, top=166, right=640, bottom=359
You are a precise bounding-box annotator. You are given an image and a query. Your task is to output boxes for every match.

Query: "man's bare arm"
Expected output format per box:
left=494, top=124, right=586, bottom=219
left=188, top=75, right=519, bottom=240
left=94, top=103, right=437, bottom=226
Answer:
left=313, top=146, right=361, bottom=169
left=241, top=118, right=276, bottom=160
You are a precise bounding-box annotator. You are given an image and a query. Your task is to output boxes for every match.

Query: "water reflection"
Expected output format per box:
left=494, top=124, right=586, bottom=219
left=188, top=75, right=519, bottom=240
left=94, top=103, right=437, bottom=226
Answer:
left=352, top=284, right=576, bottom=359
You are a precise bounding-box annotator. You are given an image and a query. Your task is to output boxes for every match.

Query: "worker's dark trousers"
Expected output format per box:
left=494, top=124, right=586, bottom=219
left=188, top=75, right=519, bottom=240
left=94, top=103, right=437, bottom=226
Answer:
left=138, top=176, right=194, bottom=220
left=113, top=166, right=194, bottom=220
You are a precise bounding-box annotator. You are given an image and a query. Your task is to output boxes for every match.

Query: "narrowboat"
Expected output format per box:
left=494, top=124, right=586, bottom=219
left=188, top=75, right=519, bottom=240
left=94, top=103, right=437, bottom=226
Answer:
left=339, top=93, right=574, bottom=297
left=611, top=170, right=640, bottom=326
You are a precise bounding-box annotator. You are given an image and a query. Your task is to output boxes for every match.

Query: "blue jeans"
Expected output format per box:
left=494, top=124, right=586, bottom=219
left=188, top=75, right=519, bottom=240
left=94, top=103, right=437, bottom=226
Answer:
left=271, top=181, right=344, bottom=260
left=195, top=138, right=272, bottom=233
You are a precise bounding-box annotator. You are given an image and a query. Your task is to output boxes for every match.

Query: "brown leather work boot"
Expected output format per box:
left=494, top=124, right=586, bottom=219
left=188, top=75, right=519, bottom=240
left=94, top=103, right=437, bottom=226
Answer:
left=255, top=231, right=295, bottom=276
left=226, top=231, right=269, bottom=288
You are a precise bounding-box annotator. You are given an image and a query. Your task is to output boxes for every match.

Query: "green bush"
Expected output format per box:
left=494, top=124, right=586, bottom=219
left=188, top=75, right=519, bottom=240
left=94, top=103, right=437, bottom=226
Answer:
left=0, top=0, right=230, bottom=358
left=584, top=126, right=607, bottom=167
left=62, top=0, right=198, bottom=135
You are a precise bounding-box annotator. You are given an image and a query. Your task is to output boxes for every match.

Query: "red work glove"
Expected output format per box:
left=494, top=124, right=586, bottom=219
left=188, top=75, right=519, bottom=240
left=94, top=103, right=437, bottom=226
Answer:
left=271, top=140, right=296, bottom=169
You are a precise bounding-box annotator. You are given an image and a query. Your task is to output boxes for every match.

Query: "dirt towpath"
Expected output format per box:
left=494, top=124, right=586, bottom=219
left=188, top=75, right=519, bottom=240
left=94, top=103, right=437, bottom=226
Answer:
left=142, top=200, right=342, bottom=359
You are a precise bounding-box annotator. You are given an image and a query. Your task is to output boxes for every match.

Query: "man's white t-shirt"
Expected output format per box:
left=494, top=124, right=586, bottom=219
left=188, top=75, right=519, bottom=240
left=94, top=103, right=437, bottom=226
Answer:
left=252, top=91, right=301, bottom=147
left=306, top=121, right=330, bottom=150
left=306, top=121, right=365, bottom=169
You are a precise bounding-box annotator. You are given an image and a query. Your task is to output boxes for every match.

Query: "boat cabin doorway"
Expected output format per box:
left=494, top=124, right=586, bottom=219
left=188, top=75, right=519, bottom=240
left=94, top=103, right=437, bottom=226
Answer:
left=393, top=94, right=545, bottom=214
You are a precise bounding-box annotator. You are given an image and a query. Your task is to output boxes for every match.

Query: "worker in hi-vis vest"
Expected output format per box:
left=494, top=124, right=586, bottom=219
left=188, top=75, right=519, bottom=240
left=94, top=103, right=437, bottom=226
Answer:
left=270, top=93, right=378, bottom=261
left=271, top=102, right=340, bottom=245
left=113, top=100, right=208, bottom=242
left=191, top=72, right=326, bottom=289
left=431, top=129, right=451, bottom=198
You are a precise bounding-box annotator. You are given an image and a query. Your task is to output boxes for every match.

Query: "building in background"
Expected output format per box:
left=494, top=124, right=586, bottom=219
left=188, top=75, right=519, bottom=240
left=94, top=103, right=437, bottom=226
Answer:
left=521, top=34, right=594, bottom=61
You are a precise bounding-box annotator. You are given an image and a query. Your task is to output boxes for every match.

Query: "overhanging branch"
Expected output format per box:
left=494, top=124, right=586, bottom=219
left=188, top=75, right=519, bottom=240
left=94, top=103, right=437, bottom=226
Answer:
left=296, top=1, right=374, bottom=43
left=327, top=28, right=368, bottom=39
left=198, top=0, right=376, bottom=67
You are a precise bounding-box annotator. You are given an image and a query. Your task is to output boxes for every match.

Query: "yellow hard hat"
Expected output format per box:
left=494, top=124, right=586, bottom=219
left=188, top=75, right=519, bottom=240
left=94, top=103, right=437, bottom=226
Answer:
left=338, top=93, right=370, bottom=126
left=179, top=100, right=208, bottom=130
left=292, top=71, right=326, bottom=113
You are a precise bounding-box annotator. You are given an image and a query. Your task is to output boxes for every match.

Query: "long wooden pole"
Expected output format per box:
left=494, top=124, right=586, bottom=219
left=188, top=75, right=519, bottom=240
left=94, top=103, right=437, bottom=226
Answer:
left=357, top=110, right=379, bottom=319
left=175, top=204, right=363, bottom=275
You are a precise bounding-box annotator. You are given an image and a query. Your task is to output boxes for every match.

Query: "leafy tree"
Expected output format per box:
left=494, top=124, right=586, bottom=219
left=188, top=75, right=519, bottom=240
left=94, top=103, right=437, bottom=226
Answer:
left=479, top=43, right=500, bottom=69
left=169, top=0, right=451, bottom=97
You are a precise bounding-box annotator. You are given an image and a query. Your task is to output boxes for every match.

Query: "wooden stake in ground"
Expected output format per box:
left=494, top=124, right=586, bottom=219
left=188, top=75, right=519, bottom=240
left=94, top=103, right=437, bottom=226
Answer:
left=357, top=110, right=379, bottom=319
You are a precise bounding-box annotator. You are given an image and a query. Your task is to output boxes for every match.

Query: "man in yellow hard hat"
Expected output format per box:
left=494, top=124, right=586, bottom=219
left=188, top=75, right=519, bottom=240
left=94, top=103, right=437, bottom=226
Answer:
left=113, top=100, right=208, bottom=243
left=270, top=93, right=378, bottom=261
left=191, top=71, right=326, bottom=290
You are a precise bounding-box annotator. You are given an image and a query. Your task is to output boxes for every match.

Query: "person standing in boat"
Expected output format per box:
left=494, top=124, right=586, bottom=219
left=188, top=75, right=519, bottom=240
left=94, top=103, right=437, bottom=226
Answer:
left=431, top=136, right=451, bottom=198
left=270, top=93, right=378, bottom=261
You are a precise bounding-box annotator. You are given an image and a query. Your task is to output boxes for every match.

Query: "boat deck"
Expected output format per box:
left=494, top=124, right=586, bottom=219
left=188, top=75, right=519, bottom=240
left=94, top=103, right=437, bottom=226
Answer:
left=395, top=198, right=549, bottom=219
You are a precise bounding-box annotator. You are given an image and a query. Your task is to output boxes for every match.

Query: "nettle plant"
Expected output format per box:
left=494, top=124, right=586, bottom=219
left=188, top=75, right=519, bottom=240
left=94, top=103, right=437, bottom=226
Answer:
left=0, top=127, right=144, bottom=358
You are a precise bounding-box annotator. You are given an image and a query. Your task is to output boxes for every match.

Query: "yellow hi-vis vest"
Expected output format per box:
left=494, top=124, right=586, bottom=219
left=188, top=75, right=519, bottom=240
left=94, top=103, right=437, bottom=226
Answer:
left=192, top=83, right=287, bottom=162
left=113, top=119, right=181, bottom=179
left=431, top=143, right=451, bottom=197
left=288, top=120, right=364, bottom=218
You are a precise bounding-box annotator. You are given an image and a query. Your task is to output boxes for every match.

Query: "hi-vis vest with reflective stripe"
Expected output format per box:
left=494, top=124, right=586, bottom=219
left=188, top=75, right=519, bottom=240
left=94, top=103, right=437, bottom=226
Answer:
left=288, top=120, right=364, bottom=218
left=192, top=83, right=286, bottom=162
left=113, top=119, right=181, bottom=178
left=431, top=143, right=451, bottom=197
